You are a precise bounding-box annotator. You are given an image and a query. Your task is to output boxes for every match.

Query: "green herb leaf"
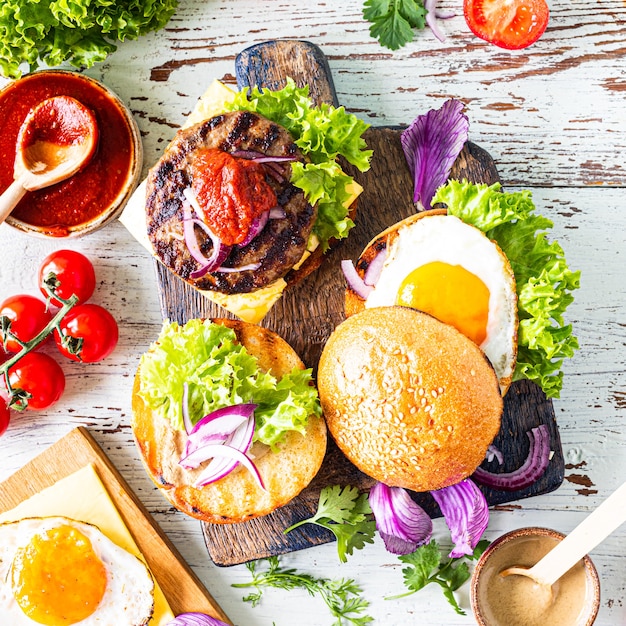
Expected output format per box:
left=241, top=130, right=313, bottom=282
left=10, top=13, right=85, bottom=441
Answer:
left=284, top=485, right=376, bottom=562
left=234, top=556, right=373, bottom=625
left=388, top=539, right=490, bottom=615
left=0, top=0, right=178, bottom=79
left=363, top=0, right=427, bottom=51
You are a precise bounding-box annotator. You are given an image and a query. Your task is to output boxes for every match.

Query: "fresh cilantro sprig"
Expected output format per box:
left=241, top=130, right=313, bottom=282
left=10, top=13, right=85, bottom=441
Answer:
left=363, top=0, right=427, bottom=51
left=387, top=539, right=490, bottom=615
left=284, top=485, right=376, bottom=562
left=233, top=556, right=373, bottom=626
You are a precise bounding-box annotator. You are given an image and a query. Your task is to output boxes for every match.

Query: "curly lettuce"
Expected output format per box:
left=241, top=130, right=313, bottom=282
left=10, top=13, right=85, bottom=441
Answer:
left=0, top=0, right=178, bottom=79
left=225, top=78, right=372, bottom=250
left=137, top=319, right=322, bottom=448
left=433, top=180, right=580, bottom=398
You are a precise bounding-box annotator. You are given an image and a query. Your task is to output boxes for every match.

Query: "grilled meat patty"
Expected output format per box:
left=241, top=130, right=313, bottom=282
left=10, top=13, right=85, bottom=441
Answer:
left=145, top=110, right=316, bottom=294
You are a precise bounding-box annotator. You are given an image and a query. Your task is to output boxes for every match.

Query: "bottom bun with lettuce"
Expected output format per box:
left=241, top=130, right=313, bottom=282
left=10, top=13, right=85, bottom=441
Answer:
left=131, top=318, right=326, bottom=524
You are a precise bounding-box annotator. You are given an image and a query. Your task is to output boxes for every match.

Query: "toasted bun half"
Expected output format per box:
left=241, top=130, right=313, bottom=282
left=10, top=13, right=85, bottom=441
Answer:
left=317, top=306, right=503, bottom=492
left=131, top=319, right=327, bottom=524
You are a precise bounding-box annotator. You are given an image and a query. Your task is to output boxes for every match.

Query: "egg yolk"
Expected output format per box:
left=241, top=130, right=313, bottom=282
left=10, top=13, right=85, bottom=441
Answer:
left=396, top=261, right=490, bottom=346
left=11, top=524, right=107, bottom=625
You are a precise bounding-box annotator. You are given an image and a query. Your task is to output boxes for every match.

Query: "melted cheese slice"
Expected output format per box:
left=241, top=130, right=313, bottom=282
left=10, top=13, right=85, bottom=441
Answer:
left=119, top=80, right=362, bottom=324
left=0, top=464, right=174, bottom=625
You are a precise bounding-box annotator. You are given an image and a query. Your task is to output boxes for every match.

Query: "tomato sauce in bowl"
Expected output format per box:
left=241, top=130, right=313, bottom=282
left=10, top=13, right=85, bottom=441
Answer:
left=0, top=70, right=142, bottom=237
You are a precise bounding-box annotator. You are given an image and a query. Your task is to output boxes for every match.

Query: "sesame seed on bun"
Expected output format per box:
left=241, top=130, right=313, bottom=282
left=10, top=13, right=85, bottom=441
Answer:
left=317, top=306, right=503, bottom=492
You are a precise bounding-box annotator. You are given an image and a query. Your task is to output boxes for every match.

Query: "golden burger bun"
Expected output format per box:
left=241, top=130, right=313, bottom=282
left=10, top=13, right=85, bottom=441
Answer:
left=131, top=319, right=327, bottom=524
left=317, top=306, right=503, bottom=492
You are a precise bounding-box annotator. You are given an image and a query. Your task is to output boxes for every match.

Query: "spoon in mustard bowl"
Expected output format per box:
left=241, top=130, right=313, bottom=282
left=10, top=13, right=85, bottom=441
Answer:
left=0, top=95, right=99, bottom=225
left=501, top=480, right=626, bottom=587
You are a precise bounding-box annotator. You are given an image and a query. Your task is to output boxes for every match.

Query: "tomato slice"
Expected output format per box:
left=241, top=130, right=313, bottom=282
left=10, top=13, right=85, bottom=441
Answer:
left=55, top=304, right=118, bottom=363
left=464, top=0, right=549, bottom=50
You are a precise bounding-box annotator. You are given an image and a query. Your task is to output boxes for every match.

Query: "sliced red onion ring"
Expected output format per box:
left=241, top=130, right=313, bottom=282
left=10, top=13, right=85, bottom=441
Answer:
left=166, top=612, right=229, bottom=626
left=369, top=483, right=433, bottom=555
left=341, top=259, right=373, bottom=299
left=181, top=188, right=231, bottom=278
left=431, top=479, right=489, bottom=558
left=182, top=382, right=193, bottom=435
left=215, top=262, right=262, bottom=273
left=425, top=0, right=446, bottom=42
left=473, top=425, right=551, bottom=491
left=239, top=210, right=269, bottom=247
left=269, top=207, right=286, bottom=219
left=363, top=249, right=387, bottom=287
left=485, top=444, right=504, bottom=465
left=195, top=444, right=265, bottom=490
left=231, top=149, right=297, bottom=164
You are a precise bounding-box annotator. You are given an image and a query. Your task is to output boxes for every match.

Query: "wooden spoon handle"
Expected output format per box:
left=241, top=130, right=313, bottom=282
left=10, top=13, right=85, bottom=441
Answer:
left=533, top=480, right=626, bottom=586
left=0, top=179, right=27, bottom=225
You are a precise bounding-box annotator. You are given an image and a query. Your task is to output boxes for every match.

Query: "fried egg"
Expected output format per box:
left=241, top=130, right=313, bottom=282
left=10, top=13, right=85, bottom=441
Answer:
left=365, top=214, right=517, bottom=393
left=0, top=517, right=154, bottom=626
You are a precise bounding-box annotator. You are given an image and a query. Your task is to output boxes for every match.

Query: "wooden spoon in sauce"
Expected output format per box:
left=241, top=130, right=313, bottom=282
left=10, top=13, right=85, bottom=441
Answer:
left=0, top=95, right=99, bottom=225
left=501, top=480, right=626, bottom=587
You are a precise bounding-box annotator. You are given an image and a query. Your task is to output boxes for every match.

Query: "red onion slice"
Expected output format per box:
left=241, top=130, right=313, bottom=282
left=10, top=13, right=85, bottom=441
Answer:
left=341, top=260, right=373, bottom=299
left=239, top=210, right=269, bottom=247
left=431, top=479, right=489, bottom=558
left=166, top=612, right=230, bottom=626
left=472, top=425, right=551, bottom=491
left=215, top=263, right=262, bottom=273
left=363, top=249, right=387, bottom=287
left=369, top=483, right=433, bottom=555
left=182, top=382, right=193, bottom=435
left=231, top=150, right=297, bottom=164
left=425, top=0, right=446, bottom=42
left=194, top=443, right=265, bottom=490
left=269, top=207, right=286, bottom=219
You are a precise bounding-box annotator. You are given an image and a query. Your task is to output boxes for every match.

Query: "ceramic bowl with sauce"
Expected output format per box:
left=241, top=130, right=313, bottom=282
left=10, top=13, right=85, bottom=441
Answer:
left=471, top=527, right=600, bottom=626
left=0, top=70, right=142, bottom=238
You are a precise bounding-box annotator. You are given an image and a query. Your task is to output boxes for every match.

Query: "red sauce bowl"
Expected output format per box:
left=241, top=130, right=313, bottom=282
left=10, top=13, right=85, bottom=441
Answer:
left=0, top=70, right=142, bottom=238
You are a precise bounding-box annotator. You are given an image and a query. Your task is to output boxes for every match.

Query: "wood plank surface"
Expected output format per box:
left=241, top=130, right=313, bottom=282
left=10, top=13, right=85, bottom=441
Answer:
left=152, top=40, right=564, bottom=566
left=0, top=427, right=231, bottom=624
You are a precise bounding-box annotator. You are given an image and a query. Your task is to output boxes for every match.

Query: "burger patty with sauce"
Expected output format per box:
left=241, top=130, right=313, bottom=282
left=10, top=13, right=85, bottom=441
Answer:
left=145, top=110, right=316, bottom=294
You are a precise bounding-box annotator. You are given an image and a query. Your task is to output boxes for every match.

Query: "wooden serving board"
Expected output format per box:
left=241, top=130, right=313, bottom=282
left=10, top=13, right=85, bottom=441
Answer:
left=152, top=40, right=564, bottom=566
left=0, top=427, right=231, bottom=623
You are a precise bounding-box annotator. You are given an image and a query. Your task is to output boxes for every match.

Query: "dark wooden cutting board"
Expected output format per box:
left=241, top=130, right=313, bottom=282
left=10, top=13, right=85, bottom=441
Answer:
left=152, top=40, right=564, bottom=566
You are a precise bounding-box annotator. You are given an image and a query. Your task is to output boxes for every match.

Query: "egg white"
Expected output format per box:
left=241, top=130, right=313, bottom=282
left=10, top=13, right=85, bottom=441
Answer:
left=365, top=214, right=517, bottom=392
left=0, top=516, right=154, bottom=626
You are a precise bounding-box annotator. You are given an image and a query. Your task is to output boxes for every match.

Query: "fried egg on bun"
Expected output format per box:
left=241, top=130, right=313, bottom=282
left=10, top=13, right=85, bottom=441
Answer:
left=345, top=209, right=518, bottom=394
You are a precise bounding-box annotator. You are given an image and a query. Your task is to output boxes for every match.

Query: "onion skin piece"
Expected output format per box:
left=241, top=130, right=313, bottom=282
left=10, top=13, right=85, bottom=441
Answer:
left=473, top=425, right=551, bottom=491
left=431, top=479, right=489, bottom=558
left=369, top=482, right=433, bottom=555
left=166, top=613, right=230, bottom=626
left=400, top=99, right=469, bottom=210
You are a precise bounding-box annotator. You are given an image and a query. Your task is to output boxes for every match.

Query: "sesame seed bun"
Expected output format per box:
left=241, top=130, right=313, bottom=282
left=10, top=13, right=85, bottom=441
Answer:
left=131, top=319, right=327, bottom=524
left=317, top=306, right=503, bottom=492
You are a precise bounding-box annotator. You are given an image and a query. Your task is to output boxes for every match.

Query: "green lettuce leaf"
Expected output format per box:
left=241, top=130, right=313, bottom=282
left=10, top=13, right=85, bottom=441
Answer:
left=432, top=180, right=580, bottom=398
left=137, top=319, right=322, bottom=448
left=225, top=78, right=372, bottom=250
left=0, top=0, right=178, bottom=79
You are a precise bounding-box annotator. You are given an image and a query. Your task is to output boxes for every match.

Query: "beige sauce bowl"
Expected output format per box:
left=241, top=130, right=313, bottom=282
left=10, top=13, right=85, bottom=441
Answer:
left=471, top=527, right=600, bottom=626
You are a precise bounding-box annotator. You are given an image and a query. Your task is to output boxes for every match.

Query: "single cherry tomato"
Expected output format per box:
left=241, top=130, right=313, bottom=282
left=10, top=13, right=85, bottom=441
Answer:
left=55, top=304, right=119, bottom=363
left=38, top=249, right=96, bottom=307
left=0, top=295, right=53, bottom=353
left=8, top=352, right=65, bottom=410
left=0, top=399, right=10, bottom=436
left=463, top=0, right=549, bottom=50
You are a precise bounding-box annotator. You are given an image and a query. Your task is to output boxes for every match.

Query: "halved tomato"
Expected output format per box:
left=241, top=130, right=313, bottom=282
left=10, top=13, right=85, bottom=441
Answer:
left=464, top=0, right=549, bottom=50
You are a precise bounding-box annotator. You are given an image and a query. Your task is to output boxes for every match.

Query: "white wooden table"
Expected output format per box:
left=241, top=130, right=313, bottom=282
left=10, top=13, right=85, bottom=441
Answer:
left=1, top=1, right=625, bottom=624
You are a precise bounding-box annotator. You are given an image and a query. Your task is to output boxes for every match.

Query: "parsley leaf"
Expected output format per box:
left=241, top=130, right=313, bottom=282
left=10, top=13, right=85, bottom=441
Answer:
left=284, top=485, right=376, bottom=562
left=363, top=0, right=427, bottom=50
left=233, top=556, right=373, bottom=625
left=387, top=539, right=490, bottom=615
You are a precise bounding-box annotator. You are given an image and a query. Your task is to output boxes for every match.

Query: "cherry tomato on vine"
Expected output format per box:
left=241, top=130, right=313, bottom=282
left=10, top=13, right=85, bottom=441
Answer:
left=464, top=0, right=549, bottom=50
left=0, top=295, right=52, bottom=354
left=8, top=352, right=65, bottom=410
left=0, top=399, right=10, bottom=436
left=55, top=304, right=119, bottom=363
left=38, top=249, right=96, bottom=307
